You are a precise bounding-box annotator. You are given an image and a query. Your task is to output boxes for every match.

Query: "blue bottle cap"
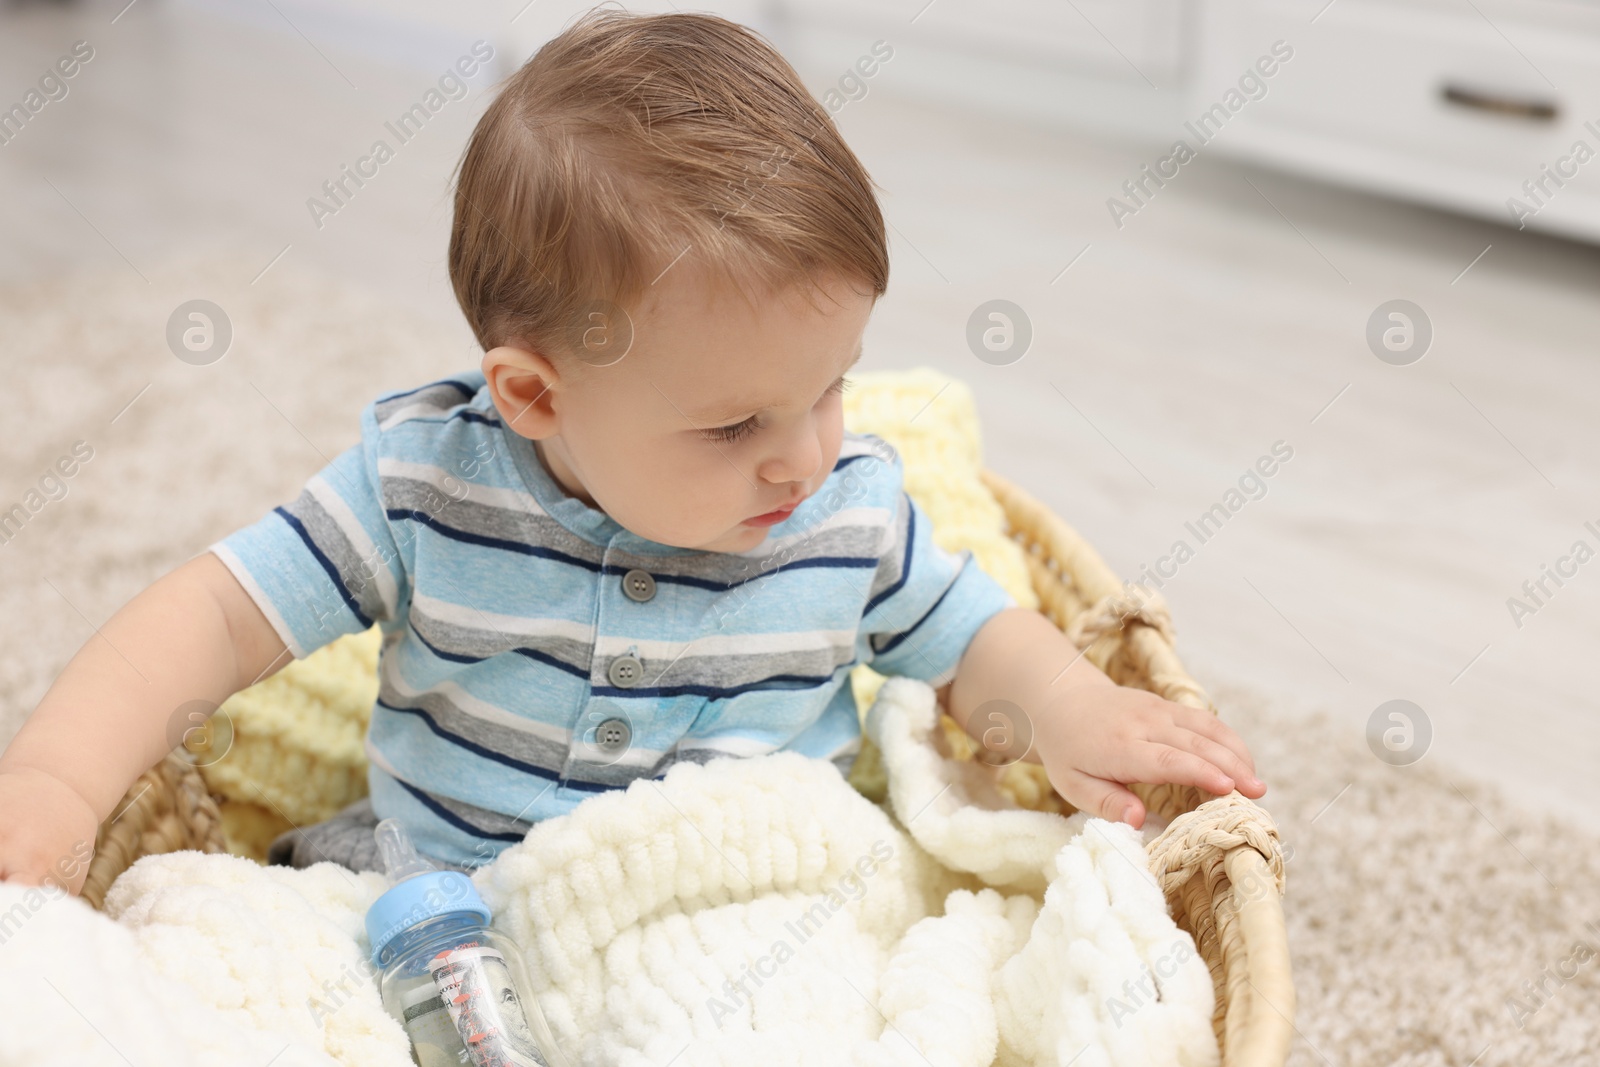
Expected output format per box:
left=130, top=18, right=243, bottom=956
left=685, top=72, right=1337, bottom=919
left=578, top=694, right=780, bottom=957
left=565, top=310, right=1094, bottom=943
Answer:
left=366, top=869, right=491, bottom=967
left=365, top=818, right=491, bottom=966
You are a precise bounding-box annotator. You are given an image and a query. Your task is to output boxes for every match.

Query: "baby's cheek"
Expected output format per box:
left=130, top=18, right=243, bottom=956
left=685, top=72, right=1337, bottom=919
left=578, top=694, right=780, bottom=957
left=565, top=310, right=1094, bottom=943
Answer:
left=621, top=452, right=747, bottom=545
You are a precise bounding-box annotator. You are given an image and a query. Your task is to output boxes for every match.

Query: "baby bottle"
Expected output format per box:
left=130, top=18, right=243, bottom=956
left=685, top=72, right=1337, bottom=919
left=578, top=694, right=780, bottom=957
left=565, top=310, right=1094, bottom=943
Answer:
left=365, top=818, right=562, bottom=1067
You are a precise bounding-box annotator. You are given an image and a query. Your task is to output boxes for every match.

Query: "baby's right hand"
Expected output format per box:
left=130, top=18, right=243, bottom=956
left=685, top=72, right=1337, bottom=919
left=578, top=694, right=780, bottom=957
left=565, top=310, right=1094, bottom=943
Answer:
left=0, top=768, right=100, bottom=895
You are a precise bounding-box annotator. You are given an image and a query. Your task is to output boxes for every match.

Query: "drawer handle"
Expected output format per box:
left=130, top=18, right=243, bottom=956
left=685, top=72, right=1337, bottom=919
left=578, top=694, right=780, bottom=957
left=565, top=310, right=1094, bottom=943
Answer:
left=1441, top=83, right=1558, bottom=122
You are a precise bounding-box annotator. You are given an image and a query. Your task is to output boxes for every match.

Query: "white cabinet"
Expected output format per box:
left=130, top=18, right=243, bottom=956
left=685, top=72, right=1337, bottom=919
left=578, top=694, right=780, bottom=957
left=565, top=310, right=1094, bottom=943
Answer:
left=1192, top=0, right=1600, bottom=240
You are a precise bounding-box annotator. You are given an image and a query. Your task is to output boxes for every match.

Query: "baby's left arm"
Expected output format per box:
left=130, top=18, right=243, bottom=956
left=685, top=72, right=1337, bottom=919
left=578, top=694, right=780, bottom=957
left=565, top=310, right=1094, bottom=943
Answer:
left=935, top=607, right=1266, bottom=828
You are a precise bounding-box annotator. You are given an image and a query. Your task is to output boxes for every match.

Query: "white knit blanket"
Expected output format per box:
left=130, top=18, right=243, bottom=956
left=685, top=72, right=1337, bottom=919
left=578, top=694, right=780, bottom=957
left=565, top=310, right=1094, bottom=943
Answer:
left=0, top=677, right=1219, bottom=1067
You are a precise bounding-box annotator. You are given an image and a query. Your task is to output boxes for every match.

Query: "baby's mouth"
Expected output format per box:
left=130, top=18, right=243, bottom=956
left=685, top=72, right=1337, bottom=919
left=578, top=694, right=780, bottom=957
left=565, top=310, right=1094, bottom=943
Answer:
left=742, top=497, right=804, bottom=527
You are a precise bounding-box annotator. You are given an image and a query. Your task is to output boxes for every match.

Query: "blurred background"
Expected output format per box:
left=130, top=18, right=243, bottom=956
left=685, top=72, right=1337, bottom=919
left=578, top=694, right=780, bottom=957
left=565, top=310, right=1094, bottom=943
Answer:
left=3, top=1, right=1600, bottom=1056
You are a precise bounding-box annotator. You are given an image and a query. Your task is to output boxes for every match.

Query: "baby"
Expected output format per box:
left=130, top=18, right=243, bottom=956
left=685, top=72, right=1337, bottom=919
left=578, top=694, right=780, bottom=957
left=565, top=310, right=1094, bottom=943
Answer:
left=0, top=10, right=1263, bottom=886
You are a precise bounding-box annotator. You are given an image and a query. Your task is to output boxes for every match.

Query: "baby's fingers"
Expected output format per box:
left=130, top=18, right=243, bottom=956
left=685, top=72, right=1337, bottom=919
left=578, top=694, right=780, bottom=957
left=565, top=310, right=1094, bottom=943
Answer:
left=1172, top=706, right=1258, bottom=779
left=1134, top=740, right=1238, bottom=797
left=1050, top=766, right=1146, bottom=828
left=1159, top=725, right=1264, bottom=797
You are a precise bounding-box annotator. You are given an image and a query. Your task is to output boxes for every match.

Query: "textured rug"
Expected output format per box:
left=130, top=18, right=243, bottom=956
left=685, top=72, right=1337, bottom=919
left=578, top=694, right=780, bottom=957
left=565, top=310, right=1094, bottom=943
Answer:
left=2, top=255, right=1598, bottom=1066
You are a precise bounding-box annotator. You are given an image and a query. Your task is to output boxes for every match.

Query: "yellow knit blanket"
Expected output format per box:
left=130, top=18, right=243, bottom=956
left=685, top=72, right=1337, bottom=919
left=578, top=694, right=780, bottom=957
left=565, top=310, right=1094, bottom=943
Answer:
left=202, top=368, right=1061, bottom=859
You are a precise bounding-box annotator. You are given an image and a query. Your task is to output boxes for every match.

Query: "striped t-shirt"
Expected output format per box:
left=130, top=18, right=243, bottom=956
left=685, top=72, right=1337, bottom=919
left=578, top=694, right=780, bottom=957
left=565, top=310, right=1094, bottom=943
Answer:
left=209, top=371, right=1016, bottom=867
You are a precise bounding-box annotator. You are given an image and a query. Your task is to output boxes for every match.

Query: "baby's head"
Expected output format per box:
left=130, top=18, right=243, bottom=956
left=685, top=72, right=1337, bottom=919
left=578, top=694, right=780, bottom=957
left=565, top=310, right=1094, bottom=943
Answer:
left=450, top=10, right=887, bottom=554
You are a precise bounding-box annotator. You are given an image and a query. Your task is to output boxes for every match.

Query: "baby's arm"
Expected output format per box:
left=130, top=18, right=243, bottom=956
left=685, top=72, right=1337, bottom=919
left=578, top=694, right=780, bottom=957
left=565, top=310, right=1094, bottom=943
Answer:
left=0, top=552, right=288, bottom=892
left=937, top=607, right=1266, bottom=828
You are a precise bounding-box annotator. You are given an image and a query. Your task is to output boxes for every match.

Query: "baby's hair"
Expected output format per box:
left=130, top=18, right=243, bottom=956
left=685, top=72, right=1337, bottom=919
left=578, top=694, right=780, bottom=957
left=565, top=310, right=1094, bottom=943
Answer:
left=448, top=7, right=889, bottom=361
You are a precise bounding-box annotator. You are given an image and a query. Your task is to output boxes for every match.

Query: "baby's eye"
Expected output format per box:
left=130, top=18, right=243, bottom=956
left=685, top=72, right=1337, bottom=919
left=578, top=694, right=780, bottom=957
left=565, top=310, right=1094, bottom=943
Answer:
left=699, top=376, right=850, bottom=444
left=700, top=416, right=759, bottom=443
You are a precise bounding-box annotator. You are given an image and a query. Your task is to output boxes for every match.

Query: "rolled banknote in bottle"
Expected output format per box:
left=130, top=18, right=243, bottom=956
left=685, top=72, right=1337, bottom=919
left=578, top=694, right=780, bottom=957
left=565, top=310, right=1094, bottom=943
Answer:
left=367, top=819, right=563, bottom=1067
left=428, top=941, right=551, bottom=1067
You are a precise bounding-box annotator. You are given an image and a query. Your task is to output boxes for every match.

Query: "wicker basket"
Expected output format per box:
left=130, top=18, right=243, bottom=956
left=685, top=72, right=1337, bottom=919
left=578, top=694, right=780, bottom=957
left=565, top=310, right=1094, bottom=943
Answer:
left=979, top=469, right=1294, bottom=1066
left=82, top=467, right=1293, bottom=1066
left=80, top=749, right=229, bottom=910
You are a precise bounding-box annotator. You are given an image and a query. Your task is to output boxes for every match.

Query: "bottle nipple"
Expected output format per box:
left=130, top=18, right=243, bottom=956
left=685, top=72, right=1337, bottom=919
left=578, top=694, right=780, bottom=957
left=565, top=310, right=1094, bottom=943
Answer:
left=375, top=818, right=436, bottom=885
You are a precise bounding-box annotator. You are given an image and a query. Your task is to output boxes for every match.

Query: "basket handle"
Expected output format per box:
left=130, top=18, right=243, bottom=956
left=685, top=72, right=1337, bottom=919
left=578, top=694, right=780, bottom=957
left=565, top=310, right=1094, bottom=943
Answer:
left=1218, top=846, right=1296, bottom=1066
left=1147, top=793, right=1294, bottom=1066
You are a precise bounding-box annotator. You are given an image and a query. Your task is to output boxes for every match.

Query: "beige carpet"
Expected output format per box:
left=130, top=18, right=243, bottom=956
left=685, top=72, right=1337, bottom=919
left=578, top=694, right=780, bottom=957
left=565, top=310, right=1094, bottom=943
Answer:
left=3, top=256, right=1598, bottom=1066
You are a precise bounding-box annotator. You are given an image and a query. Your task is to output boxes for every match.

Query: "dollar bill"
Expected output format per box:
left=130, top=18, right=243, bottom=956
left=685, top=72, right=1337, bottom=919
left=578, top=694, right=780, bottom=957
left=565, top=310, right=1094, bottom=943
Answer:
left=427, top=943, right=551, bottom=1067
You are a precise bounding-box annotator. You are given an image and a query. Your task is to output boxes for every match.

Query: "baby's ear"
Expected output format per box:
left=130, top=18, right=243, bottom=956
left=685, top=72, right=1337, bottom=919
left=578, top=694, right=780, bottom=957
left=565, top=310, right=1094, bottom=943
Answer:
left=483, top=346, right=559, bottom=438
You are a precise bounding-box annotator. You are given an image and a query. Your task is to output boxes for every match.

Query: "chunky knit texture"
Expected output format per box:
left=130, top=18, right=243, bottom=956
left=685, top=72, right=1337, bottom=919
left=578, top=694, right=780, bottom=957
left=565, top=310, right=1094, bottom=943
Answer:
left=0, top=675, right=1216, bottom=1067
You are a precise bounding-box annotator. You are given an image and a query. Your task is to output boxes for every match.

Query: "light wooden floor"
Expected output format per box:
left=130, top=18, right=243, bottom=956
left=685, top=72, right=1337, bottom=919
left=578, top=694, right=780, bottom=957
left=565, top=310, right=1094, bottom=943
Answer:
left=3, top=0, right=1597, bottom=823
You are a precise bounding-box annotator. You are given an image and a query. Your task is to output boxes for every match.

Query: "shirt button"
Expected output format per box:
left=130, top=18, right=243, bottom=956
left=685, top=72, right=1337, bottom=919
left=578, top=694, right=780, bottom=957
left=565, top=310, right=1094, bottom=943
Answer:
left=622, top=568, right=657, bottom=602
left=594, top=717, right=631, bottom=754
left=608, top=654, right=644, bottom=688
